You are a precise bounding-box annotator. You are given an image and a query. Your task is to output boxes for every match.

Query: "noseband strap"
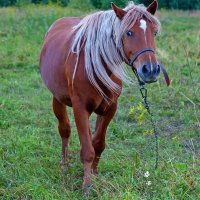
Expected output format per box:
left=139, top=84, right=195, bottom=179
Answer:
left=127, top=48, right=155, bottom=67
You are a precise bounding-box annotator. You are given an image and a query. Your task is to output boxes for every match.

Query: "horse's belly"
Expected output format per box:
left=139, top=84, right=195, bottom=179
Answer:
left=40, top=64, right=71, bottom=105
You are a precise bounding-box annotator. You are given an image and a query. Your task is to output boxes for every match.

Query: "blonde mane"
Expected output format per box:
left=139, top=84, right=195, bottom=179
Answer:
left=70, top=2, right=160, bottom=99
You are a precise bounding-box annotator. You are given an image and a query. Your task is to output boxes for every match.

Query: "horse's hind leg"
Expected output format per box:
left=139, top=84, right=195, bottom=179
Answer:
left=92, top=103, right=117, bottom=174
left=53, top=97, right=71, bottom=168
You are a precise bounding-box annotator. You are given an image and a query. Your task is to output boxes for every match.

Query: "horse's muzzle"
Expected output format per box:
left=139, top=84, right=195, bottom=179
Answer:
left=137, top=63, right=160, bottom=83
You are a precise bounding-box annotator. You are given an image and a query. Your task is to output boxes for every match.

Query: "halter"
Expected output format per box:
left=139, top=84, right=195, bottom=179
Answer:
left=125, top=47, right=170, bottom=86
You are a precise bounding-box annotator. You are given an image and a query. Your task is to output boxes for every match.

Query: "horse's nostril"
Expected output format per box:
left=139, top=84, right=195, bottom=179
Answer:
left=142, top=65, right=148, bottom=74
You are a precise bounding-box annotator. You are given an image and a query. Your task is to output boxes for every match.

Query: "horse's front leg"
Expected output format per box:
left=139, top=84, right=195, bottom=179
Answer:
left=92, top=103, right=117, bottom=174
left=72, top=98, right=95, bottom=194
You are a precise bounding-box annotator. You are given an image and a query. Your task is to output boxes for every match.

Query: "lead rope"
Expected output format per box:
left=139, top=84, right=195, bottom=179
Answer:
left=132, top=69, right=159, bottom=169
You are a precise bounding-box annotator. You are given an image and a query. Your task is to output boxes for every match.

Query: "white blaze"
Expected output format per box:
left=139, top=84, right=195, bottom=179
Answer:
left=149, top=55, right=153, bottom=72
left=139, top=19, right=147, bottom=33
left=140, top=19, right=147, bottom=44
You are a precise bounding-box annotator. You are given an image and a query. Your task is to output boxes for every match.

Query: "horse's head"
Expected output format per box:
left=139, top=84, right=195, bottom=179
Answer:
left=112, top=0, right=161, bottom=84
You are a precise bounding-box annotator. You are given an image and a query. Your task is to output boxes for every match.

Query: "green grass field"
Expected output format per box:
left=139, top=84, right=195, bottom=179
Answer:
left=0, top=5, right=200, bottom=199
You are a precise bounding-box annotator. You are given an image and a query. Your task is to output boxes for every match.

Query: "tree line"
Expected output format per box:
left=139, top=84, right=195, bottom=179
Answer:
left=0, top=0, right=200, bottom=10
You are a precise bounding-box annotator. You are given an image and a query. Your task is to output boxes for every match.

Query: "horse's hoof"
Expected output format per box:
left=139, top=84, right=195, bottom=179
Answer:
left=82, top=183, right=92, bottom=197
left=60, top=160, right=68, bottom=172
left=60, top=164, right=66, bottom=171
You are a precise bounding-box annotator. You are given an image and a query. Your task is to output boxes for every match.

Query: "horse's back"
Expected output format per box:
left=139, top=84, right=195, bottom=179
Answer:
left=44, top=17, right=81, bottom=39
left=40, top=17, right=81, bottom=104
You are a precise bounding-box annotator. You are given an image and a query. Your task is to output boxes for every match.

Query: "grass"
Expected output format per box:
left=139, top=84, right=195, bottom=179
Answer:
left=0, top=5, right=200, bottom=199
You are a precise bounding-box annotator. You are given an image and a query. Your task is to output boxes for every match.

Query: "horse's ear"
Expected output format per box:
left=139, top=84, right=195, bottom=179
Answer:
left=111, top=2, right=126, bottom=19
left=147, top=0, right=158, bottom=15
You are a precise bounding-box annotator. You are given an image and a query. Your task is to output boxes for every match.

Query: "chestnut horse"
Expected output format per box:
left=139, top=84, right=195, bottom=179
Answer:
left=40, top=0, right=164, bottom=192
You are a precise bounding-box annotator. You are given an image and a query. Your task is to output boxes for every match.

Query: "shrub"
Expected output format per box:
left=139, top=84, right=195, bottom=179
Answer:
left=69, top=0, right=93, bottom=10
left=91, top=0, right=129, bottom=9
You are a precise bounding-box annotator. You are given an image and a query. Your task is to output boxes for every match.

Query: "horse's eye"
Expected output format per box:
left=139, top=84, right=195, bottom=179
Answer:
left=126, top=31, right=133, bottom=37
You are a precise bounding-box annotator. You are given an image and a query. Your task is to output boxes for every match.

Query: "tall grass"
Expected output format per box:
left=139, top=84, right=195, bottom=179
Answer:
left=0, top=5, right=200, bottom=199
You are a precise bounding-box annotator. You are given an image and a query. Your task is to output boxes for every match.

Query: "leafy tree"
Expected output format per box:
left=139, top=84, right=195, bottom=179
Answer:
left=91, top=0, right=102, bottom=8
left=0, top=0, right=16, bottom=6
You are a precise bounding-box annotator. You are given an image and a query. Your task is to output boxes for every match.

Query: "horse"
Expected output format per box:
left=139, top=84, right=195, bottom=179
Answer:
left=39, top=0, right=169, bottom=193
